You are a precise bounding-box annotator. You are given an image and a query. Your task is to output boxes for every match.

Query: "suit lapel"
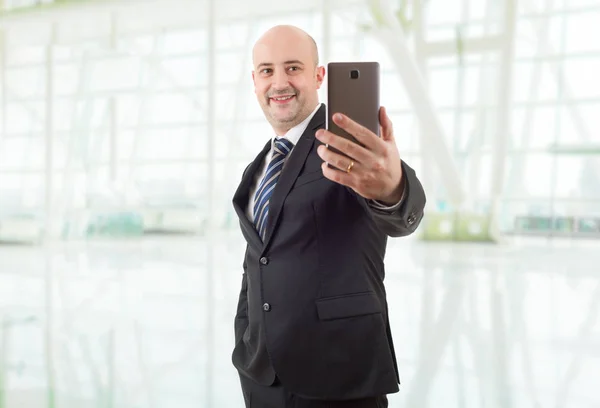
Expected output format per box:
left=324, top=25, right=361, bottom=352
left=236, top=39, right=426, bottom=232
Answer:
left=263, top=104, right=326, bottom=248
left=232, top=139, right=271, bottom=249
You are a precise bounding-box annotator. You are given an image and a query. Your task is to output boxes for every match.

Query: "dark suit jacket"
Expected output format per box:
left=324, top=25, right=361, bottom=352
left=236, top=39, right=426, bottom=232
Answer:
left=231, top=104, right=426, bottom=400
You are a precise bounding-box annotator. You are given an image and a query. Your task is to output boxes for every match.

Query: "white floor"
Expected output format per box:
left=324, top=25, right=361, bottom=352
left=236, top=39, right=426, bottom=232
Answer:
left=0, top=233, right=598, bottom=407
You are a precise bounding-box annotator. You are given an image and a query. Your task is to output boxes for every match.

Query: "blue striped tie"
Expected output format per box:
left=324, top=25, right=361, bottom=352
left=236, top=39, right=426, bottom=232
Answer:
left=253, top=137, right=294, bottom=240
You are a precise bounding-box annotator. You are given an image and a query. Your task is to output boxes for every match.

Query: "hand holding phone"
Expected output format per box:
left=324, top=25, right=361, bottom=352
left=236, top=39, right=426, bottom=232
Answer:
left=316, top=62, right=405, bottom=205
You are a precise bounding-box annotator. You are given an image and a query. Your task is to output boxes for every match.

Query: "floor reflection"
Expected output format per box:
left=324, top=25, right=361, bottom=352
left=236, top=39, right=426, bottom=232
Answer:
left=0, top=234, right=597, bottom=407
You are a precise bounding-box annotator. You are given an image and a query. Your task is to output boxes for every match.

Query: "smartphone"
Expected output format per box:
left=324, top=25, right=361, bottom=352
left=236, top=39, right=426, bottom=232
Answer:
left=326, top=62, right=380, bottom=160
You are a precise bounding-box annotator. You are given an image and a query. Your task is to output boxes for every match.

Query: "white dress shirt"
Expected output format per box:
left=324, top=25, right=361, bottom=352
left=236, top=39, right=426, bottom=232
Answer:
left=246, top=104, right=404, bottom=222
left=246, top=104, right=321, bottom=221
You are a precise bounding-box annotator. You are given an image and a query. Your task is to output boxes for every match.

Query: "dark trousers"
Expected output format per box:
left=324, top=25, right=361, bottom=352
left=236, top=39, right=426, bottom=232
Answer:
left=239, top=374, right=388, bottom=408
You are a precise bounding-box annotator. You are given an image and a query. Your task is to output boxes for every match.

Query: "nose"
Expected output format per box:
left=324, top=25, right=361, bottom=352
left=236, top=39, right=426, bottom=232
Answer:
left=272, top=69, right=289, bottom=90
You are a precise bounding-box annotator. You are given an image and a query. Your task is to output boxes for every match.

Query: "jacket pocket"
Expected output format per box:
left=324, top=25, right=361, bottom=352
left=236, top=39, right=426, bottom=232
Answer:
left=316, top=292, right=382, bottom=321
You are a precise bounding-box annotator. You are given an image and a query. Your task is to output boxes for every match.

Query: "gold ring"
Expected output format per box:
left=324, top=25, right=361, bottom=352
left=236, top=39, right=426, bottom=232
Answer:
left=346, top=160, right=354, bottom=174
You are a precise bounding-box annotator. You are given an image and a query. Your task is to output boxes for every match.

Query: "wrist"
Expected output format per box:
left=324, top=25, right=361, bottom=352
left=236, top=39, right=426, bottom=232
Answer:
left=379, top=175, right=406, bottom=206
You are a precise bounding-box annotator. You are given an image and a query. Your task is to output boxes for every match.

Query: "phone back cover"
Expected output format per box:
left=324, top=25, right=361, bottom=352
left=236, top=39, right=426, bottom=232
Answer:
left=327, top=62, right=380, bottom=144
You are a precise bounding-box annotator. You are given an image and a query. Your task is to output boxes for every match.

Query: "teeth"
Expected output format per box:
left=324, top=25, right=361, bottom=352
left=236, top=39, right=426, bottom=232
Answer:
left=273, top=95, right=293, bottom=101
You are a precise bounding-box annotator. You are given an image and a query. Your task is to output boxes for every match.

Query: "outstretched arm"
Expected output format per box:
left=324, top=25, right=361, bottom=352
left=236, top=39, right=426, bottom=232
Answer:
left=315, top=106, right=426, bottom=237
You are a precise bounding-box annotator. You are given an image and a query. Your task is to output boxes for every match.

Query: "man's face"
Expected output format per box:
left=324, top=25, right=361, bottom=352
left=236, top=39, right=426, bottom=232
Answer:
left=252, top=31, right=324, bottom=135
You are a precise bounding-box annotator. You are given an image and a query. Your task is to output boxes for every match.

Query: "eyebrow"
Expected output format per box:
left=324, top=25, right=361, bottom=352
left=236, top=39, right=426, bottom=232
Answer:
left=256, top=60, right=305, bottom=70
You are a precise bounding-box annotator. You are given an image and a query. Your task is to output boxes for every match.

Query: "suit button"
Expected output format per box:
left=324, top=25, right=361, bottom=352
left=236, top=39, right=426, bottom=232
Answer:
left=260, top=257, right=269, bottom=265
left=263, top=303, right=271, bottom=312
left=408, top=214, right=416, bottom=225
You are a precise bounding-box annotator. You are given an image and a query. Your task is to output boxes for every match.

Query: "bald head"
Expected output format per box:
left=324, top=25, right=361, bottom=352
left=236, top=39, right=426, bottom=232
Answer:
left=251, top=25, right=325, bottom=135
left=253, top=25, right=319, bottom=67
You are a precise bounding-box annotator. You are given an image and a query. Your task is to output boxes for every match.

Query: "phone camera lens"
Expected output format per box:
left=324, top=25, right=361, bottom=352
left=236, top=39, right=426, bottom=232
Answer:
left=350, top=69, right=360, bottom=79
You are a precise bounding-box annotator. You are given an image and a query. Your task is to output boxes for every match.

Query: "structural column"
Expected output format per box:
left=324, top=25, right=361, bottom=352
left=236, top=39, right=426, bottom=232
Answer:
left=109, top=12, right=118, bottom=183
left=44, top=25, right=58, bottom=241
left=205, top=0, right=217, bottom=406
left=489, top=0, right=517, bottom=222
left=0, top=28, right=6, bottom=141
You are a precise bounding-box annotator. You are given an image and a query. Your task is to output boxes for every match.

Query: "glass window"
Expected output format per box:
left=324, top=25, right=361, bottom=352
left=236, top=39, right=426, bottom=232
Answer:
left=562, top=57, right=600, bottom=98
left=566, top=11, right=600, bottom=53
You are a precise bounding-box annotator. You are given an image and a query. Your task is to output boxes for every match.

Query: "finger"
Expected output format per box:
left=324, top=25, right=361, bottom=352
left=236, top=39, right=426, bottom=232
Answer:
left=317, top=143, right=362, bottom=172
left=331, top=113, right=385, bottom=154
left=321, top=161, right=357, bottom=189
left=379, top=106, right=394, bottom=142
left=315, top=129, right=374, bottom=164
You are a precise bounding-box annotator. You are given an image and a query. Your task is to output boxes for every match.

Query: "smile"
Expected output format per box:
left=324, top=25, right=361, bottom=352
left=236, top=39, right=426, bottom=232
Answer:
left=270, top=95, right=295, bottom=103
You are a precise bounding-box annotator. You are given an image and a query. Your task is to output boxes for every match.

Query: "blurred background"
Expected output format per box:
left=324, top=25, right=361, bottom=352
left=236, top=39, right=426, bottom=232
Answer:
left=0, top=0, right=598, bottom=406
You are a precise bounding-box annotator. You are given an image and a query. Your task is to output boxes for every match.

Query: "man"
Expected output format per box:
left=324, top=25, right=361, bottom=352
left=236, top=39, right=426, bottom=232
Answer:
left=231, top=25, right=426, bottom=408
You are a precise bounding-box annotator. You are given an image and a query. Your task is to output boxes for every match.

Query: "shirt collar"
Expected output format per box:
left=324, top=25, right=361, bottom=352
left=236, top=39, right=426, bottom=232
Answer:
left=273, top=103, right=321, bottom=147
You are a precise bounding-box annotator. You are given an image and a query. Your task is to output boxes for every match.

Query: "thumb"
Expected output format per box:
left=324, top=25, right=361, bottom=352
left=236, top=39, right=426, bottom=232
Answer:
left=379, top=106, right=394, bottom=142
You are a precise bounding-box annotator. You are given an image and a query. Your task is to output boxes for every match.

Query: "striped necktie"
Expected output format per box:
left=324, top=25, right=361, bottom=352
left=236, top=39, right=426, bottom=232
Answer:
left=253, top=137, right=294, bottom=240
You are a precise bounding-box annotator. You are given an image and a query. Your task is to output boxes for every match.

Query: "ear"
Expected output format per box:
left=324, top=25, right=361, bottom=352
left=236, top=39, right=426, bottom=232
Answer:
left=252, top=70, right=256, bottom=93
left=315, top=66, right=325, bottom=89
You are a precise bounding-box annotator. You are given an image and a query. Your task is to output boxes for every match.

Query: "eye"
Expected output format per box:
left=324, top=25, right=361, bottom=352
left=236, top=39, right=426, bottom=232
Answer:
left=260, top=68, right=272, bottom=75
left=288, top=66, right=300, bottom=72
